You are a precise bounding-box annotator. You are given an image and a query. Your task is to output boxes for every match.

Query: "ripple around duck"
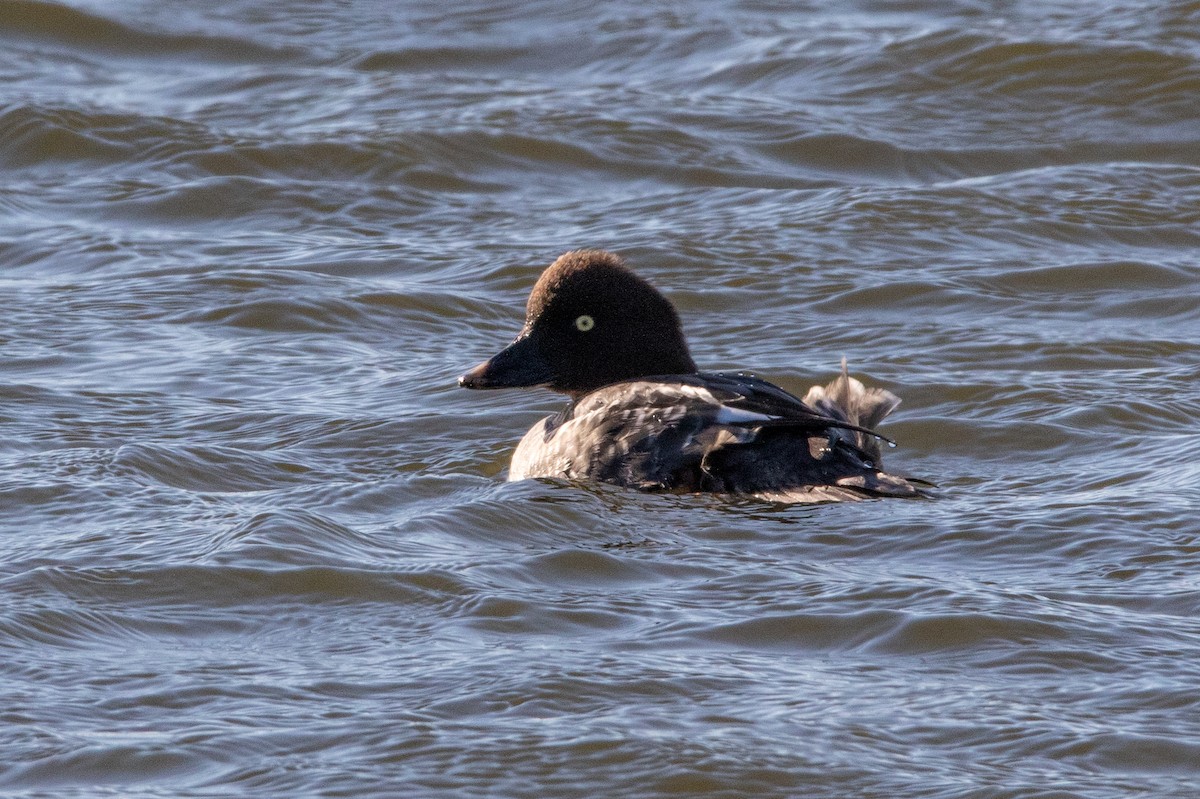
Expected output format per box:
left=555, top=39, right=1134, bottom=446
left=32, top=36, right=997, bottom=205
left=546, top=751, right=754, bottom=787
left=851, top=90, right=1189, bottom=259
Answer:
left=866, top=611, right=1073, bottom=656
left=0, top=562, right=475, bottom=651
left=200, top=508, right=388, bottom=565
left=748, top=133, right=1200, bottom=185
left=684, top=609, right=902, bottom=652
left=1054, top=732, right=1200, bottom=776
left=980, top=259, right=1199, bottom=294
left=352, top=44, right=535, bottom=73
left=112, top=442, right=318, bottom=494
left=0, top=105, right=511, bottom=196
left=817, top=259, right=1200, bottom=326
left=1, top=744, right=212, bottom=793
left=189, top=293, right=370, bottom=334
left=0, top=0, right=300, bottom=62
left=386, top=471, right=684, bottom=544
left=901, top=32, right=1199, bottom=103
left=0, top=104, right=141, bottom=169
left=462, top=595, right=635, bottom=638
left=511, top=548, right=672, bottom=588
left=20, top=563, right=472, bottom=610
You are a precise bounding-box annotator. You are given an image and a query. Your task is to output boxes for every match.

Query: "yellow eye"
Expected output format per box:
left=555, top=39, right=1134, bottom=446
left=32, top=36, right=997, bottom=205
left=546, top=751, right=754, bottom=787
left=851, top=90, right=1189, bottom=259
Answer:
left=574, top=315, right=595, bottom=332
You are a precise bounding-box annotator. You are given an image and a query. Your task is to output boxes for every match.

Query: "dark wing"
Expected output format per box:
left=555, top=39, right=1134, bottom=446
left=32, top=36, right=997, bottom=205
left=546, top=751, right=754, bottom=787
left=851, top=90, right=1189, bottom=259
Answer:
left=672, top=372, right=895, bottom=444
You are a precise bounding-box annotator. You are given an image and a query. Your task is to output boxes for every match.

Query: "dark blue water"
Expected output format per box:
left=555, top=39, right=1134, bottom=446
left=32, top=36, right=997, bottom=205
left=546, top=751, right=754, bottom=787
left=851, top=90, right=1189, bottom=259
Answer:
left=2, top=1, right=1199, bottom=796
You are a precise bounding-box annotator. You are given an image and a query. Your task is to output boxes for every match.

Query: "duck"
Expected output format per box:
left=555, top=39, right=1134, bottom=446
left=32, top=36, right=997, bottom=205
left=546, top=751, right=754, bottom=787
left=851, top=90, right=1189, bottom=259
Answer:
left=459, top=249, right=926, bottom=502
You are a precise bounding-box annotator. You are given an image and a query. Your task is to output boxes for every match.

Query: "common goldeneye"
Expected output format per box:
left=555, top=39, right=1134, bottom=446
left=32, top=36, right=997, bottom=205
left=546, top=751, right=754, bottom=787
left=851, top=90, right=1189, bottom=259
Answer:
left=459, top=250, right=926, bottom=502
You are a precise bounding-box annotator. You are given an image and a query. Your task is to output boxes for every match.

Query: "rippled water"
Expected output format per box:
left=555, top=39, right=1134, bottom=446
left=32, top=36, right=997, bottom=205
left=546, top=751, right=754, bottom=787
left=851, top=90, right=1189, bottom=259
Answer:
left=3, top=0, right=1200, bottom=796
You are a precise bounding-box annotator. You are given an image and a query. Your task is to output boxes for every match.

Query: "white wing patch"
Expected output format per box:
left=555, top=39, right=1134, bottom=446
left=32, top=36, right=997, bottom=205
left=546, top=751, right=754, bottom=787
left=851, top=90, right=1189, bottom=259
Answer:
left=675, top=384, right=778, bottom=425
left=577, top=383, right=780, bottom=426
left=714, top=405, right=777, bottom=425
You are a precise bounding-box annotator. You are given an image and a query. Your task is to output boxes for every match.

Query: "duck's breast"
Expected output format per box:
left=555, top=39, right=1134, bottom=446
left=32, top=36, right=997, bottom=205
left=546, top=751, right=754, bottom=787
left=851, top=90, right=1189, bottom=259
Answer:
left=507, top=388, right=724, bottom=487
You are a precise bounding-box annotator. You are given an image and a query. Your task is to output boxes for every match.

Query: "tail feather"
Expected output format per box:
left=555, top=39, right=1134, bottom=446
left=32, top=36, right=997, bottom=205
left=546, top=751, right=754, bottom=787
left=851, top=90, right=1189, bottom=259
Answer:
left=803, top=358, right=901, bottom=463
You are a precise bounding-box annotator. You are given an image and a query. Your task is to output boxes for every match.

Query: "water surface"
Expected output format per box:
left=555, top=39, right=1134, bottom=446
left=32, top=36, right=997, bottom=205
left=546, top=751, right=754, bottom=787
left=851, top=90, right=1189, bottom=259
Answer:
left=2, top=1, right=1200, bottom=796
